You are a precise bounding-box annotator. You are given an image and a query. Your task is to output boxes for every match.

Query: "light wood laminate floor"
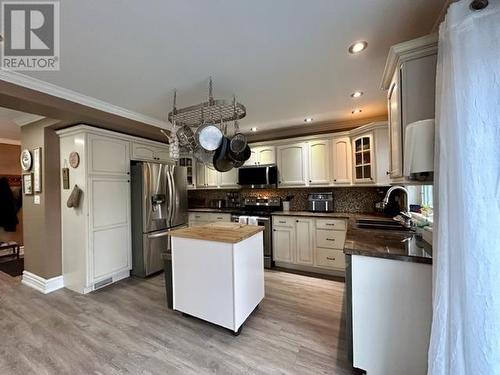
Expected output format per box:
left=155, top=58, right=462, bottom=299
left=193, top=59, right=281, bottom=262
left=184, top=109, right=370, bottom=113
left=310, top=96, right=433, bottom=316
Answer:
left=0, top=270, right=351, bottom=374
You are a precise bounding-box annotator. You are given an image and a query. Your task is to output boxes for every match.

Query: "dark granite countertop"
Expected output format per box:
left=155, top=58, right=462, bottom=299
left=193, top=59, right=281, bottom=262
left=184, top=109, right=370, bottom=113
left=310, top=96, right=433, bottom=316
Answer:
left=189, top=208, right=236, bottom=213
left=344, top=227, right=432, bottom=264
left=189, top=208, right=432, bottom=263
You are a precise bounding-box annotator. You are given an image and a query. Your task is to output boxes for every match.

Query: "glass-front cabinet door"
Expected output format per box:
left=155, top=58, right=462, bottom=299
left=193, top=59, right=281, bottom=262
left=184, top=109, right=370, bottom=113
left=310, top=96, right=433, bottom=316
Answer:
left=178, top=155, right=195, bottom=188
left=352, top=134, right=374, bottom=183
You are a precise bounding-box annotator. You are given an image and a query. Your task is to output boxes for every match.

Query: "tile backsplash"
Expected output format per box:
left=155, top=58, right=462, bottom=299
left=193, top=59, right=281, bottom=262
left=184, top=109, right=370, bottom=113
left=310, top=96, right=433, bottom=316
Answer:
left=188, top=186, right=389, bottom=213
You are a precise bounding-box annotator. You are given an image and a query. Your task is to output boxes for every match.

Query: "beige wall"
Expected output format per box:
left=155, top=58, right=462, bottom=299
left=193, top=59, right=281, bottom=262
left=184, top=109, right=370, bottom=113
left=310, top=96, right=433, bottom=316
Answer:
left=0, top=143, right=23, bottom=244
left=21, top=123, right=61, bottom=279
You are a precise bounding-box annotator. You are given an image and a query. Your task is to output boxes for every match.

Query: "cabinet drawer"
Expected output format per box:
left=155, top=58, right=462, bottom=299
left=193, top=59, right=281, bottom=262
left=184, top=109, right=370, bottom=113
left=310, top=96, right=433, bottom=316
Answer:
left=316, top=219, right=346, bottom=231
left=315, top=248, right=345, bottom=270
left=316, top=229, right=346, bottom=250
left=273, top=216, right=295, bottom=227
left=188, top=212, right=210, bottom=221
left=209, top=213, right=231, bottom=222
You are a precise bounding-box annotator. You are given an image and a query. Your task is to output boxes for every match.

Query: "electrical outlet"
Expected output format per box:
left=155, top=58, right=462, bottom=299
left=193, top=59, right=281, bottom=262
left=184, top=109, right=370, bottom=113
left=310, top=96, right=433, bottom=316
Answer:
left=34, top=195, right=41, bottom=205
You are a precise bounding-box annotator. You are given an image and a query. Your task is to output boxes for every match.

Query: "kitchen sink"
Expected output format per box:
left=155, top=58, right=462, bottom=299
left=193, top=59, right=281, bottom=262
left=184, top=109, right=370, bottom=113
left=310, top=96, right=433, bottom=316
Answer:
left=356, top=218, right=411, bottom=231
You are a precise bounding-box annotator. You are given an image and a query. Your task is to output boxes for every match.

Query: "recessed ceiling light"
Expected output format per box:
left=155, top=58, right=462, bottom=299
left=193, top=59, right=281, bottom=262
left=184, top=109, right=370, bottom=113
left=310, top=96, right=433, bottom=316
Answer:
left=350, top=91, right=363, bottom=98
left=348, top=41, right=368, bottom=54
left=351, top=108, right=362, bottom=114
left=251, top=127, right=257, bottom=132
left=304, top=117, right=313, bottom=123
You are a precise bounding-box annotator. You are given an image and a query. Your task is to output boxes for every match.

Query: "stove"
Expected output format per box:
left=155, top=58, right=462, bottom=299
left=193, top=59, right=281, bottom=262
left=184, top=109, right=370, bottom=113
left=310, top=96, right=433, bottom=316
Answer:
left=231, top=197, right=281, bottom=269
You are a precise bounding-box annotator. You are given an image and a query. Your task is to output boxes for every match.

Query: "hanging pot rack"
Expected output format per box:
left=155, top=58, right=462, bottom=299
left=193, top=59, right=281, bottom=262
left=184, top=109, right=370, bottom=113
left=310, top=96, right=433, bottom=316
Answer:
left=168, top=78, right=246, bottom=127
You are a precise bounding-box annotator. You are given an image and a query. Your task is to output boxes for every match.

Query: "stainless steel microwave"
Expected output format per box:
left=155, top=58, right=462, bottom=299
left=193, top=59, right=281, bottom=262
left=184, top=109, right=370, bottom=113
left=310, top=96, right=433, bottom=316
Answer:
left=238, top=165, right=278, bottom=188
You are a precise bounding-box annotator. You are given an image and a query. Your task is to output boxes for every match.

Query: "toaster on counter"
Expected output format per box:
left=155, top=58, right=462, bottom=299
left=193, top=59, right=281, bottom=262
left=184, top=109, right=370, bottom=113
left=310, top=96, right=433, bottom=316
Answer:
left=307, top=192, right=334, bottom=212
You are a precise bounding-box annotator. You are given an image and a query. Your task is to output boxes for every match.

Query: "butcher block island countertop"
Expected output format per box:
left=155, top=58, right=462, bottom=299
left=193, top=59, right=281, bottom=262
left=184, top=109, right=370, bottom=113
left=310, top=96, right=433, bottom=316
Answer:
left=170, top=223, right=264, bottom=244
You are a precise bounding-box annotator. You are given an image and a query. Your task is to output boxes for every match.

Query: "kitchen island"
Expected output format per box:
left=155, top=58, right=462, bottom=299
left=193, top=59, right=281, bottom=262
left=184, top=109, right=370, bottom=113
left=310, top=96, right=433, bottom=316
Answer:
left=344, top=225, right=432, bottom=375
left=170, top=223, right=265, bottom=335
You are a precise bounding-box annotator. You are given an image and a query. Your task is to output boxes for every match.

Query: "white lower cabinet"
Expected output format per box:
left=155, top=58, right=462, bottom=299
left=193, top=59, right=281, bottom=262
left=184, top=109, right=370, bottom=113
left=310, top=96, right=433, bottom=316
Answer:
left=272, top=226, right=294, bottom=263
left=273, top=215, right=347, bottom=274
left=295, top=218, right=314, bottom=265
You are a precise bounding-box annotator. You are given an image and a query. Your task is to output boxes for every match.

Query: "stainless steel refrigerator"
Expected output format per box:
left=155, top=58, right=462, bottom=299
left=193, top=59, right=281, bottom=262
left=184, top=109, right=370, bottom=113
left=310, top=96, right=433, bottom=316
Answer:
left=130, top=162, right=188, bottom=277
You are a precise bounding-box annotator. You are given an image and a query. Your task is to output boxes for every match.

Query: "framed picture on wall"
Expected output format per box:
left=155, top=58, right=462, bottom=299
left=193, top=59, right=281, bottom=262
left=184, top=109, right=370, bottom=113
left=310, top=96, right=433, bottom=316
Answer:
left=33, top=147, right=42, bottom=193
left=23, top=174, right=33, bottom=195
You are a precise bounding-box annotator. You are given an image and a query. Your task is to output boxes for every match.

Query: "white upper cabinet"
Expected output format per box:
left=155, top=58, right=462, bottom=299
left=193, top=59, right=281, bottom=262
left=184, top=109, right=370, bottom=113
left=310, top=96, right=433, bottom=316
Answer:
left=308, top=139, right=331, bottom=185
left=88, top=134, right=130, bottom=176
left=277, top=142, right=308, bottom=186
left=381, top=34, right=437, bottom=183
left=196, top=162, right=237, bottom=188
left=218, top=168, right=238, bottom=188
left=245, top=146, right=276, bottom=166
left=332, top=136, right=352, bottom=184
left=131, top=142, right=170, bottom=163
left=387, top=72, right=403, bottom=178
left=256, top=146, right=276, bottom=165
left=352, top=134, right=374, bottom=184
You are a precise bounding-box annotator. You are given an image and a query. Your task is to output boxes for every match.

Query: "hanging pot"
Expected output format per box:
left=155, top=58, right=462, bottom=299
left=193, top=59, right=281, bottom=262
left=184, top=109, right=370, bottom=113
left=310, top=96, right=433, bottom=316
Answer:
left=193, top=146, right=215, bottom=164
left=213, top=136, right=234, bottom=172
left=228, top=144, right=251, bottom=166
left=195, top=122, right=223, bottom=151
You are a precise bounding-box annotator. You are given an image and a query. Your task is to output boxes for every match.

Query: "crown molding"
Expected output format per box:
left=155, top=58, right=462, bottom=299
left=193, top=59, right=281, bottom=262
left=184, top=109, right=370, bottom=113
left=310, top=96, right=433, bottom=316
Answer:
left=0, top=138, right=21, bottom=145
left=246, top=115, right=387, bottom=143
left=14, top=113, right=45, bottom=126
left=0, top=70, right=168, bottom=129
left=380, top=34, right=438, bottom=90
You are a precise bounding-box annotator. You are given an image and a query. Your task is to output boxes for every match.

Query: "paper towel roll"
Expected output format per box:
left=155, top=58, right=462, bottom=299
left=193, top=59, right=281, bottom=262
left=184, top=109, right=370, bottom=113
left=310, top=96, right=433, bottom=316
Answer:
left=404, top=119, right=435, bottom=176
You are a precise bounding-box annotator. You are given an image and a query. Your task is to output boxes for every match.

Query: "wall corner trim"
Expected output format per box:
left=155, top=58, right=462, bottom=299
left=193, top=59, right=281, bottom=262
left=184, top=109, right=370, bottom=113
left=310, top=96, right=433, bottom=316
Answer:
left=21, top=271, right=64, bottom=294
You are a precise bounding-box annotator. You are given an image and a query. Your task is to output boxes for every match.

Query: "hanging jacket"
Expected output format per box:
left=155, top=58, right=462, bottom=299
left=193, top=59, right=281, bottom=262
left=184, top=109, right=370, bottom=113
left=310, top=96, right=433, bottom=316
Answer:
left=0, top=177, right=18, bottom=232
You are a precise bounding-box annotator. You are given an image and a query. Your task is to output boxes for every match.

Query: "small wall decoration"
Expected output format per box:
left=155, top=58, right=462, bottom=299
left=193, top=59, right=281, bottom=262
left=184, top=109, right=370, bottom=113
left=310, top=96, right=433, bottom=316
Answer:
left=23, top=174, right=33, bottom=195
left=33, top=147, right=42, bottom=193
left=20, top=149, right=32, bottom=171
left=62, top=160, right=70, bottom=190
left=69, top=151, right=80, bottom=168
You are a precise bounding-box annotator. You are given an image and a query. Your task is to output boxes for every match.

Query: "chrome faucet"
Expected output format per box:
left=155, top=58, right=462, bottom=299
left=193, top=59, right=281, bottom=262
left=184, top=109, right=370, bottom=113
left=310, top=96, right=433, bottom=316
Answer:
left=382, top=186, right=414, bottom=229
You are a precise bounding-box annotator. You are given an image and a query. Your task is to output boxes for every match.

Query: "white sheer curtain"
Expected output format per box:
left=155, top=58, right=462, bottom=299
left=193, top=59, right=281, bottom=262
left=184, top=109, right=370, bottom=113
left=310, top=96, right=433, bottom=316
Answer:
left=429, top=1, right=500, bottom=374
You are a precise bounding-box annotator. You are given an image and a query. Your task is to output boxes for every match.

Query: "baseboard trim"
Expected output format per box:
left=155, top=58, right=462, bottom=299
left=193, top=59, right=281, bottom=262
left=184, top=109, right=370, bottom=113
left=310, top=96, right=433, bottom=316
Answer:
left=22, top=271, right=64, bottom=294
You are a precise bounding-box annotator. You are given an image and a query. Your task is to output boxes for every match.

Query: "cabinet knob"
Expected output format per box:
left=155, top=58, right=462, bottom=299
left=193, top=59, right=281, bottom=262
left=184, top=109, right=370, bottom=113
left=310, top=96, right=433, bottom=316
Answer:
left=273, top=229, right=276, bottom=232
left=334, top=179, right=337, bottom=182
left=296, top=220, right=299, bottom=223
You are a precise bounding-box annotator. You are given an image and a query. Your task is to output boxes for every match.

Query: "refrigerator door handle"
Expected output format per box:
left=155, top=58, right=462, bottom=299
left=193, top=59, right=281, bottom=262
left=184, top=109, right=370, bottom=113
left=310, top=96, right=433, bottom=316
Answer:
left=167, top=169, right=175, bottom=226
left=147, top=230, right=170, bottom=239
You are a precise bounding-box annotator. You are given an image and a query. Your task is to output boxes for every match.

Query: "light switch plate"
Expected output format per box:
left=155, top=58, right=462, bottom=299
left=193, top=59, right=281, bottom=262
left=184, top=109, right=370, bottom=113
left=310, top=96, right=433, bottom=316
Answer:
left=34, top=195, right=41, bottom=205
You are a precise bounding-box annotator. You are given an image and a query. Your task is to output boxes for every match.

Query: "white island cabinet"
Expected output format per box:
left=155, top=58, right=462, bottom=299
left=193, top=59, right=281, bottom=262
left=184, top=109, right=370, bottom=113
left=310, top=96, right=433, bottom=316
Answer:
left=170, top=223, right=265, bottom=334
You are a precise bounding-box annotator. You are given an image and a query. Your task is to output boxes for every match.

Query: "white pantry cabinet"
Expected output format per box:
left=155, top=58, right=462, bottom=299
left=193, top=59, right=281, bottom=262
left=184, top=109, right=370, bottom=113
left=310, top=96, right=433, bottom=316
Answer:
left=308, top=139, right=331, bottom=185
left=57, top=126, right=139, bottom=294
left=332, top=136, right=352, bottom=184
left=276, top=142, right=308, bottom=186
left=245, top=146, right=276, bottom=166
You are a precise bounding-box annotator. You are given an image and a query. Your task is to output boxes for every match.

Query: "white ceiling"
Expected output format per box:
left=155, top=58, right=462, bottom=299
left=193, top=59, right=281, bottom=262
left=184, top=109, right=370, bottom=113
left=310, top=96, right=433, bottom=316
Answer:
left=0, top=107, right=43, bottom=141
left=25, top=0, right=445, bottom=132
